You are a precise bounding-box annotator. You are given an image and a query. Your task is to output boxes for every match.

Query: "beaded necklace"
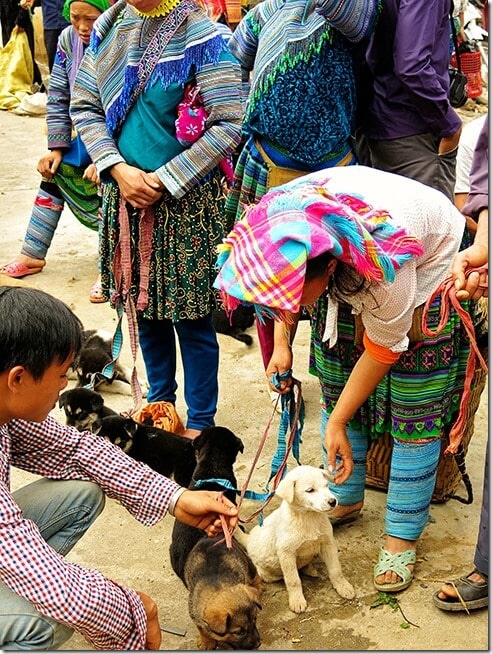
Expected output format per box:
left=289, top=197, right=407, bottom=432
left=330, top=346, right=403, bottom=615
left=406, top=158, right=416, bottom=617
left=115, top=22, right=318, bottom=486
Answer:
left=133, top=0, right=181, bottom=17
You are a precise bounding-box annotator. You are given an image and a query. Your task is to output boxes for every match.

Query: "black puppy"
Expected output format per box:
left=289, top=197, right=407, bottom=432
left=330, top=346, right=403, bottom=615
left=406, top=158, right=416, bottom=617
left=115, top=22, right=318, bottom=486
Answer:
left=169, top=426, right=244, bottom=583
left=212, top=306, right=255, bottom=346
left=75, top=329, right=133, bottom=387
left=97, top=414, right=196, bottom=488
left=59, top=387, right=117, bottom=432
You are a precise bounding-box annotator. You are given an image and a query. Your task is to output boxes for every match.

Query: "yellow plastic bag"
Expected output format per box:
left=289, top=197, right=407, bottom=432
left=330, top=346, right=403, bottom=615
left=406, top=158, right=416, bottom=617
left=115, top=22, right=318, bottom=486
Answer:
left=0, top=26, right=34, bottom=110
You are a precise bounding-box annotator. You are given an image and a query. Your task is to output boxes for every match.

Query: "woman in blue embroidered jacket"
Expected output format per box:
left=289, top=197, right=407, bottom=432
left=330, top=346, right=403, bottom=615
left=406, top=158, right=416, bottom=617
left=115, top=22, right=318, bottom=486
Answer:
left=224, top=0, right=379, bottom=388
left=70, top=0, right=242, bottom=438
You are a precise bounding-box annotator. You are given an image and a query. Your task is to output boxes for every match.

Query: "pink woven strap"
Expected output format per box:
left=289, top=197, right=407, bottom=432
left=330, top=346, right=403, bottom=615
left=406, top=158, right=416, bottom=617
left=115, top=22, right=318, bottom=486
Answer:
left=237, top=379, right=304, bottom=526
left=421, top=265, right=488, bottom=454
left=218, top=492, right=233, bottom=549
left=136, top=207, right=154, bottom=311
left=112, top=197, right=132, bottom=297
left=111, top=197, right=143, bottom=412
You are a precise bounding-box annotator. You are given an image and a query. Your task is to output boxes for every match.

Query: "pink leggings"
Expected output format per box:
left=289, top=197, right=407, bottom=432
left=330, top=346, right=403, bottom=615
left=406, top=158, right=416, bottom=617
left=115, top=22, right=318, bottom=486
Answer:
left=256, top=317, right=275, bottom=370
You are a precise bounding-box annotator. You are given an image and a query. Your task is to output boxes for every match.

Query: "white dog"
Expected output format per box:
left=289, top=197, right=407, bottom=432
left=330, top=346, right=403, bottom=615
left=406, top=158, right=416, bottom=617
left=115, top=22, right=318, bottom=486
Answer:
left=241, top=465, right=355, bottom=613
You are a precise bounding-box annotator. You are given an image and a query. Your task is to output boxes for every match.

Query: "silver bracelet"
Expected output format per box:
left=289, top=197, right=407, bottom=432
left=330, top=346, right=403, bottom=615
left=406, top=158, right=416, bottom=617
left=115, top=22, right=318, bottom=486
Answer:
left=168, top=487, right=187, bottom=516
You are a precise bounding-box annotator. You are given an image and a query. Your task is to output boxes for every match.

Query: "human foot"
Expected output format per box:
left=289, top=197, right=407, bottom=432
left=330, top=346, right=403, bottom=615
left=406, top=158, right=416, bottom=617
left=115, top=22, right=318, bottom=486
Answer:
left=373, top=536, right=416, bottom=591
left=182, top=428, right=202, bottom=440
left=1, top=255, right=45, bottom=278
left=329, top=500, right=363, bottom=526
left=89, top=277, right=108, bottom=304
left=433, top=570, right=488, bottom=611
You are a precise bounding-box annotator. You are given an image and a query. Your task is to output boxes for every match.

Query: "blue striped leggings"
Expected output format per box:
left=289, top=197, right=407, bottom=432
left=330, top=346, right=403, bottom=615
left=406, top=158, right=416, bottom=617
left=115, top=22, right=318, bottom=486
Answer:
left=321, top=408, right=441, bottom=540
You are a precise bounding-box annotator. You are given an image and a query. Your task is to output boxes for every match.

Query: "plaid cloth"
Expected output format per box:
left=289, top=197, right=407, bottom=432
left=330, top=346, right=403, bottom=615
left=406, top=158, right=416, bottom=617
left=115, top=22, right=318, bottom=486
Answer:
left=215, top=170, right=424, bottom=318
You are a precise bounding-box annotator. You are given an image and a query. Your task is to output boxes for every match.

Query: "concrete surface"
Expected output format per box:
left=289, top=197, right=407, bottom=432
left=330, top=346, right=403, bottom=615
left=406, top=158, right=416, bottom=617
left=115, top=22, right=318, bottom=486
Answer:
left=0, top=104, right=489, bottom=651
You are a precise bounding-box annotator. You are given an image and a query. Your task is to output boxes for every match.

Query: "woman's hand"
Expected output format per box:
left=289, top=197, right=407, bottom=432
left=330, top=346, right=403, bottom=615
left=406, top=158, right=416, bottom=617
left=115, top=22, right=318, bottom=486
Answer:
left=325, top=420, right=353, bottom=484
left=266, top=317, right=297, bottom=393
left=83, top=163, right=99, bottom=184
left=110, top=163, right=163, bottom=208
left=266, top=343, right=293, bottom=393
left=136, top=591, right=162, bottom=650
left=172, top=489, right=238, bottom=537
left=37, top=150, right=63, bottom=178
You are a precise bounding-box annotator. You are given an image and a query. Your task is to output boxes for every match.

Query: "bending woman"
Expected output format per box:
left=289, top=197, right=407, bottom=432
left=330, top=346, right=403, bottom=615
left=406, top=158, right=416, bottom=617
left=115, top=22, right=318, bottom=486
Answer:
left=214, top=165, right=482, bottom=593
left=70, top=0, right=242, bottom=437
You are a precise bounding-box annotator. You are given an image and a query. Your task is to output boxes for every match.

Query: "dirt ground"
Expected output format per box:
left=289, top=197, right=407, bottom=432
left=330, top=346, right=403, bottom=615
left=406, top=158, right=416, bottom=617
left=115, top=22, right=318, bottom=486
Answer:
left=0, top=101, right=489, bottom=651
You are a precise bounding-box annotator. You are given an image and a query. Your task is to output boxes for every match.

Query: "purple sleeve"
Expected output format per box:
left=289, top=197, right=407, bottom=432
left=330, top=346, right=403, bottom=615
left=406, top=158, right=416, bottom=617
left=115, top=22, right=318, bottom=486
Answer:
left=392, top=1, right=462, bottom=136
left=461, top=118, right=489, bottom=220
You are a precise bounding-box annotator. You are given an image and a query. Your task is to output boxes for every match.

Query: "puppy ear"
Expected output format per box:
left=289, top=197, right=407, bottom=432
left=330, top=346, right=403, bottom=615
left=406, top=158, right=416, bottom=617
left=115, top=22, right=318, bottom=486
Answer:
left=275, top=475, right=296, bottom=504
left=322, top=468, right=336, bottom=483
left=244, top=584, right=262, bottom=610
left=236, top=437, right=244, bottom=453
left=90, top=394, right=104, bottom=412
left=202, top=606, right=230, bottom=636
left=58, top=392, right=67, bottom=409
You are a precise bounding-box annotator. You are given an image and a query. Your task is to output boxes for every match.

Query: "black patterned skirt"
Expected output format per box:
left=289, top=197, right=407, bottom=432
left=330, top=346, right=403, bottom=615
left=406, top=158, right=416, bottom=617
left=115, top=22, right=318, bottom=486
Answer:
left=100, top=170, right=231, bottom=321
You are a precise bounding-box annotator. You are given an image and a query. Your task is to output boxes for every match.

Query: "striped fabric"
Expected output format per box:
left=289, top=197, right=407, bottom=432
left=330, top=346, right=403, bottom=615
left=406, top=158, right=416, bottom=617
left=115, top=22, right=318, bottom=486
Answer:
left=54, top=161, right=100, bottom=230
left=224, top=0, right=379, bottom=226
left=42, top=26, right=100, bottom=231
left=47, top=25, right=86, bottom=150
left=310, top=298, right=470, bottom=442
left=385, top=438, right=441, bottom=539
left=100, top=171, right=230, bottom=321
left=315, top=0, right=380, bottom=43
left=215, top=172, right=423, bottom=319
left=233, top=0, right=378, bottom=117
left=70, top=0, right=242, bottom=199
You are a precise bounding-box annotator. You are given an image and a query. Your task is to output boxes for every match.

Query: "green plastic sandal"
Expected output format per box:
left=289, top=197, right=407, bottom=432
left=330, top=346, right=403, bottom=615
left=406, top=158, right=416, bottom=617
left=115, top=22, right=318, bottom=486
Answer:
left=373, top=547, right=416, bottom=592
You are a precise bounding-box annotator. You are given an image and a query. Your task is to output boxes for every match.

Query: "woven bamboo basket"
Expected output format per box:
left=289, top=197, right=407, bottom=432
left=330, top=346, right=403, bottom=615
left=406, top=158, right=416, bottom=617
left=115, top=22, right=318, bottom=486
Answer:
left=365, top=365, right=488, bottom=503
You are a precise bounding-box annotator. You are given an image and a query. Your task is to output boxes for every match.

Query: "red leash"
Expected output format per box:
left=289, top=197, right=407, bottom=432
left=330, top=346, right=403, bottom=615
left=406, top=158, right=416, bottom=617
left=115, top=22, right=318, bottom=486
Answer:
left=421, top=265, right=488, bottom=455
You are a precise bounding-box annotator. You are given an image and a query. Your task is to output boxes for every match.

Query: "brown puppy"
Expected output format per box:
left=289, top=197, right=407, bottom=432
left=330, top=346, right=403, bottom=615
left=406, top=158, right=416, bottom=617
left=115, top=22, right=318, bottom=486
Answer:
left=184, top=535, right=262, bottom=650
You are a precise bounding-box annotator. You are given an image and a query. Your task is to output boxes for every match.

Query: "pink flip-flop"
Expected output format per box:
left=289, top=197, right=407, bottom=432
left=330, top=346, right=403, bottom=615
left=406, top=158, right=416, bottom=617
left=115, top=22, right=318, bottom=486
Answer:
left=1, top=261, right=44, bottom=278
left=89, top=279, right=108, bottom=304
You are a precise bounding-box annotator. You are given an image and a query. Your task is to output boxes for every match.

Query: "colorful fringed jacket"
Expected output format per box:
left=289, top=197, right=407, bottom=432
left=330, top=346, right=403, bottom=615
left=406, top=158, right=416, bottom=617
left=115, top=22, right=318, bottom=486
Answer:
left=70, top=0, right=242, bottom=198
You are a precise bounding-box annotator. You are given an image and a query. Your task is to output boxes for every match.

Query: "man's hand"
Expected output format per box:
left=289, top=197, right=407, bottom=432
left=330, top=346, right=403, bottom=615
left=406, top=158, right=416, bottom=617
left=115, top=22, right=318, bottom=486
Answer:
left=136, top=591, right=161, bottom=650
left=173, top=489, right=238, bottom=537
left=438, top=125, right=462, bottom=155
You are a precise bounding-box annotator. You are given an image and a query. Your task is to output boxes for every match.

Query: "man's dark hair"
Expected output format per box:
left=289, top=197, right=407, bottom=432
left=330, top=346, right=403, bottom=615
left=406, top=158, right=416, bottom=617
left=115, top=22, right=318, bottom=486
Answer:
left=0, top=287, right=84, bottom=380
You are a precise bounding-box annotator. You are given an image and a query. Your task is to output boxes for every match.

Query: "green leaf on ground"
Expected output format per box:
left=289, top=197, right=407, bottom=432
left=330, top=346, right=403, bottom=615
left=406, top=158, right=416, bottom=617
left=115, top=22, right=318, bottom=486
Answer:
left=371, top=592, right=400, bottom=611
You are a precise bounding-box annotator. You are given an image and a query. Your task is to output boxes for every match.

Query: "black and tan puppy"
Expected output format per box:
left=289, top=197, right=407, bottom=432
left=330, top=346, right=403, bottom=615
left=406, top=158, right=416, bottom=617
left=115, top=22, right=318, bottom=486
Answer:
left=96, top=414, right=196, bottom=487
left=59, top=387, right=117, bottom=432
left=169, top=426, right=244, bottom=581
left=75, top=329, right=134, bottom=388
left=185, top=535, right=262, bottom=650
left=169, top=426, right=261, bottom=649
